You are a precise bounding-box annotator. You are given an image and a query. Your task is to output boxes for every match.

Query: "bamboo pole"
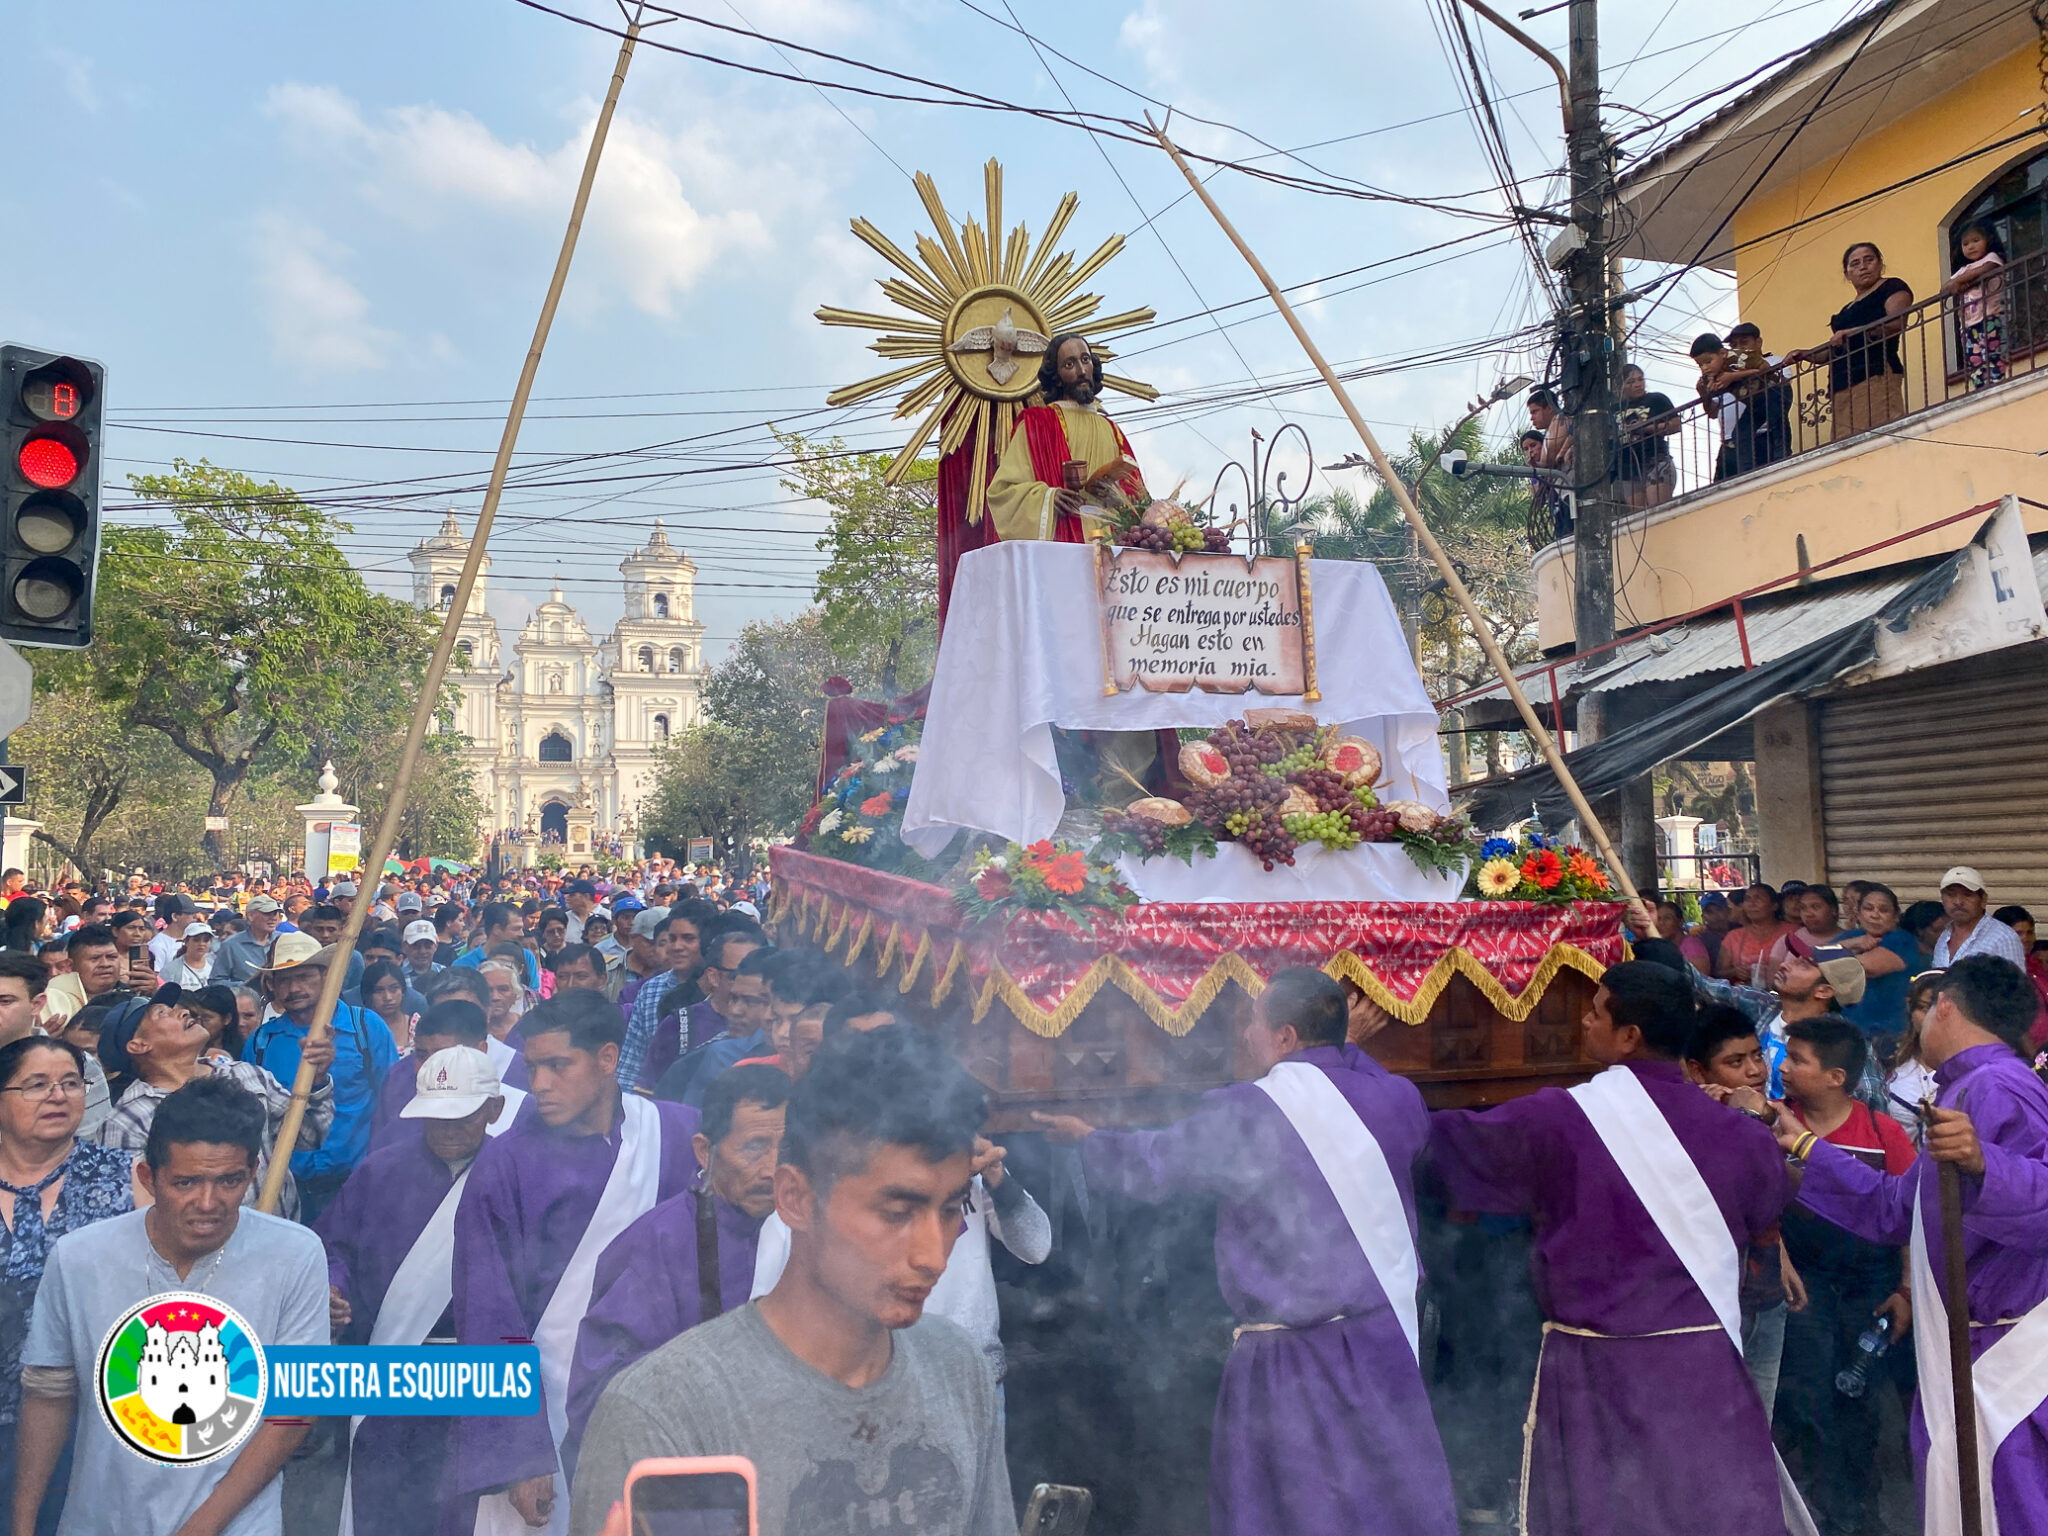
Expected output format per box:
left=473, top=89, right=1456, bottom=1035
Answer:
left=257, top=11, right=648, bottom=1211
left=1939, top=1155, right=1986, bottom=1536
left=1145, top=116, right=1652, bottom=926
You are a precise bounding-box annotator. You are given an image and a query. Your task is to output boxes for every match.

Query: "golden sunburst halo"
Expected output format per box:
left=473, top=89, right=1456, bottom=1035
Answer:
left=817, top=159, right=1158, bottom=516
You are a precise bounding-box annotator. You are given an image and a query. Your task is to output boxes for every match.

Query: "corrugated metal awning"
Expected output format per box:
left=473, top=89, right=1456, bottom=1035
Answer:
left=1456, top=539, right=2048, bottom=714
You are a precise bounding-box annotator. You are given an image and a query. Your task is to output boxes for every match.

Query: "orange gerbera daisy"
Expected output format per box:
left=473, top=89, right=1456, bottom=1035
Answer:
left=859, top=793, right=893, bottom=817
left=1566, top=852, right=1602, bottom=883
left=1042, top=852, right=1089, bottom=894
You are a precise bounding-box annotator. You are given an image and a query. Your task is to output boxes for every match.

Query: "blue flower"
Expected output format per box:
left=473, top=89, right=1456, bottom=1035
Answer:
left=1480, top=837, right=1516, bottom=860
left=893, top=785, right=910, bottom=800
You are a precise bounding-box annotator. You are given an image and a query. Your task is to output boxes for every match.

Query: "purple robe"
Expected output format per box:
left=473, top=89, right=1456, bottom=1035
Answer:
left=1429, top=1060, right=1791, bottom=1536
left=685, top=998, right=728, bottom=1054
left=318, top=1136, right=467, bottom=1536
left=1082, top=1043, right=1458, bottom=1536
left=445, top=1097, right=700, bottom=1527
left=1797, top=1041, right=2048, bottom=1532
left=560, top=1186, right=764, bottom=1478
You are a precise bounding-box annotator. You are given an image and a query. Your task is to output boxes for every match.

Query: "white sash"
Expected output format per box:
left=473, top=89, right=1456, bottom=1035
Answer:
left=484, top=1034, right=518, bottom=1082
left=339, top=1167, right=474, bottom=1536
left=474, top=1094, right=664, bottom=1536
left=1253, top=1060, right=1420, bottom=1361
left=1909, top=1176, right=2048, bottom=1536
left=1568, top=1066, right=1818, bottom=1536
left=486, top=1085, right=527, bottom=1137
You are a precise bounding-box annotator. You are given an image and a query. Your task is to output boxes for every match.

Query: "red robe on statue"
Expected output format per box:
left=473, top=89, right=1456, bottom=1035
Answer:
left=935, top=401, right=1148, bottom=628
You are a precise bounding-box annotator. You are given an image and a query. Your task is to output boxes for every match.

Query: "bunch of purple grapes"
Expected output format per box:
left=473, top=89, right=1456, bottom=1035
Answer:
left=1116, top=523, right=1232, bottom=553
left=1101, top=809, right=1166, bottom=856
left=1190, top=769, right=1285, bottom=824
left=1233, top=808, right=1298, bottom=869
left=1286, top=766, right=1350, bottom=811
left=1350, top=805, right=1401, bottom=843
left=1209, top=722, right=1285, bottom=773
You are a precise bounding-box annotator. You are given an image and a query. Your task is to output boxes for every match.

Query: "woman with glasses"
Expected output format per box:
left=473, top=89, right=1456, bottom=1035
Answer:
left=0, top=1036, right=133, bottom=1534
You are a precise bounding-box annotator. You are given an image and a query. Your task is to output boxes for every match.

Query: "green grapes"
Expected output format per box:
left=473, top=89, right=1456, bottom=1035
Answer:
left=1224, top=810, right=1253, bottom=835
left=1352, top=784, right=1380, bottom=809
left=1171, top=524, right=1204, bottom=552
left=1282, top=810, right=1361, bottom=850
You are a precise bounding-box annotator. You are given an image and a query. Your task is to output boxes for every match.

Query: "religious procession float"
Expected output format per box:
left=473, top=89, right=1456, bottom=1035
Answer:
left=774, top=161, right=1627, bottom=1127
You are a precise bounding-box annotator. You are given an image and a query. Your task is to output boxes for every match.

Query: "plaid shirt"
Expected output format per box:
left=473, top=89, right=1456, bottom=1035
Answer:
left=618, top=970, right=685, bottom=1090
left=95, top=1057, right=334, bottom=1222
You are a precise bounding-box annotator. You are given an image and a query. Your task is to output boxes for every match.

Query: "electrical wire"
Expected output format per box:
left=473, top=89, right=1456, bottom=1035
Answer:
left=510, top=0, right=1526, bottom=221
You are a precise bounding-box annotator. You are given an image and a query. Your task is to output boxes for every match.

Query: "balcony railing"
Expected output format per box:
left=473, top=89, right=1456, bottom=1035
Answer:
left=1562, top=246, right=2048, bottom=534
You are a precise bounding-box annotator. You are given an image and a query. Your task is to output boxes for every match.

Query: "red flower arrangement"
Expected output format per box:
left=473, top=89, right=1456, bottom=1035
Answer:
left=954, top=840, right=1134, bottom=929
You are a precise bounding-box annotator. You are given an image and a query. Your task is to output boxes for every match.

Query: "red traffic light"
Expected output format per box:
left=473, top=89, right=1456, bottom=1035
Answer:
left=18, top=436, right=78, bottom=488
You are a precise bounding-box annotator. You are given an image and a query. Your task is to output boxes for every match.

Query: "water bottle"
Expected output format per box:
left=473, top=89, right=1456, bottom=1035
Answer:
left=1835, top=1314, right=1894, bottom=1397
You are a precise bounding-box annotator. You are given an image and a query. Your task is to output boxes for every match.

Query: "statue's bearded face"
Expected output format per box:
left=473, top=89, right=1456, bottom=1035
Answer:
left=1055, top=337, right=1097, bottom=404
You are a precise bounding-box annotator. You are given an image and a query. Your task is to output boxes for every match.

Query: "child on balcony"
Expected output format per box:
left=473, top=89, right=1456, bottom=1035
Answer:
left=1942, top=223, right=2008, bottom=388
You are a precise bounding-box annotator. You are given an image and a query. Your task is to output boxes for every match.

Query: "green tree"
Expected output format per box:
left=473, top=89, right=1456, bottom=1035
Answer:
left=94, top=459, right=446, bottom=864
left=1279, top=421, right=1541, bottom=777
left=697, top=611, right=867, bottom=834
left=325, top=735, right=486, bottom=864
left=11, top=660, right=170, bottom=877
left=781, top=432, right=939, bottom=694
left=643, top=723, right=775, bottom=879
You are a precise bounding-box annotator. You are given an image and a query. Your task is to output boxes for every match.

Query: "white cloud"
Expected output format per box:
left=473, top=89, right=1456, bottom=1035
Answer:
left=47, top=49, right=98, bottom=112
left=1117, top=2, right=1175, bottom=86
left=252, top=215, right=398, bottom=372
left=262, top=84, right=777, bottom=319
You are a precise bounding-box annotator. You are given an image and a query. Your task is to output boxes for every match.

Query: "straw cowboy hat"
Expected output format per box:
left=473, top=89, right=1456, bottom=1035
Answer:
left=256, top=931, right=334, bottom=976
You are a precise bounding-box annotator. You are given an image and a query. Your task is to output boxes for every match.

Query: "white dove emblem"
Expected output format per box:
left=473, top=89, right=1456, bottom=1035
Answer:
left=948, top=305, right=1050, bottom=386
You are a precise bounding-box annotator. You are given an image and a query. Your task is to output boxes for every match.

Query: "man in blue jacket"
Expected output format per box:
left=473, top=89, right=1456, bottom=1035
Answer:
left=244, top=931, right=400, bottom=1222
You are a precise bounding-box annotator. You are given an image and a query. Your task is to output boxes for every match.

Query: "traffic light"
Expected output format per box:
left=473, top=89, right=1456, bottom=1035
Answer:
left=0, top=344, right=103, bottom=647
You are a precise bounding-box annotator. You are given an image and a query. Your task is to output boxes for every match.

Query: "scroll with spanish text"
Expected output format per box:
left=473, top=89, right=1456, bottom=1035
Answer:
left=1097, top=548, right=1309, bottom=695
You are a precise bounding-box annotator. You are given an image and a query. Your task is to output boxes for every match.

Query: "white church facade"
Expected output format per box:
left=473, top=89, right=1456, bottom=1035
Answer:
left=408, top=513, right=708, bottom=846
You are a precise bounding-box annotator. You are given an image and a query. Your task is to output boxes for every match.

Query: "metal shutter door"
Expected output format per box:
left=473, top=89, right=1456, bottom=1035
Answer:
left=1819, top=651, right=2048, bottom=911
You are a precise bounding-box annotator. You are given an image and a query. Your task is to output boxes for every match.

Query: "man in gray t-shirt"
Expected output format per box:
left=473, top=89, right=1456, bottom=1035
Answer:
left=18, top=1077, right=328, bottom=1536
left=573, top=1304, right=1007, bottom=1536
left=570, top=1027, right=1015, bottom=1536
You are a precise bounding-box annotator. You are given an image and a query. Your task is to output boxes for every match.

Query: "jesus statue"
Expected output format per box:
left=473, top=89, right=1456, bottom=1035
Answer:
left=981, top=330, right=1172, bottom=804
left=984, top=332, right=1148, bottom=541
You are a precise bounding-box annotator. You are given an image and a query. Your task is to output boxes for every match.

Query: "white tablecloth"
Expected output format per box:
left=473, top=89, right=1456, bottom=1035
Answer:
left=1112, top=842, right=1463, bottom=903
left=902, top=542, right=1448, bottom=863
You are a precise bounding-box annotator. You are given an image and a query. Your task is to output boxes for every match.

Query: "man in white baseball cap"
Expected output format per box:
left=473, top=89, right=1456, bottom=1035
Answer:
left=321, top=1045, right=512, bottom=1536
left=402, top=919, right=445, bottom=989
left=1932, top=866, right=2029, bottom=969
left=401, top=1046, right=509, bottom=1142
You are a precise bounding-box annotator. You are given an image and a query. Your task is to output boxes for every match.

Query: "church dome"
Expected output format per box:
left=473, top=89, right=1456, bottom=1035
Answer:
left=412, top=509, right=472, bottom=558
left=620, top=519, right=694, bottom=572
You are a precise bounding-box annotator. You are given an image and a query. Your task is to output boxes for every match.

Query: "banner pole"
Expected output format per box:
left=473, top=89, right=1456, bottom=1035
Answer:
left=257, top=9, right=649, bottom=1210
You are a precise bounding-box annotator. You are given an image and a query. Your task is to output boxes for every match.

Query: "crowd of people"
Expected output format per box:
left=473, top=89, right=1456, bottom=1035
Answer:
left=0, top=848, right=2041, bottom=1536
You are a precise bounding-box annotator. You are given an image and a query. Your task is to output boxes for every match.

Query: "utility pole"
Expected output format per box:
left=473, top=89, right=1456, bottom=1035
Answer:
left=1564, top=0, right=1618, bottom=669
left=1560, top=1, right=1658, bottom=891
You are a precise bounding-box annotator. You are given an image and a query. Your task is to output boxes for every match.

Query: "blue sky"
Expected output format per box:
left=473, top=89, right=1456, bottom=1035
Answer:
left=1, top=0, right=1859, bottom=659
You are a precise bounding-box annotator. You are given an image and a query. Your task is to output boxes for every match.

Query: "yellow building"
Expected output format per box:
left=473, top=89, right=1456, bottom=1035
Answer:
left=1462, top=0, right=2048, bottom=906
